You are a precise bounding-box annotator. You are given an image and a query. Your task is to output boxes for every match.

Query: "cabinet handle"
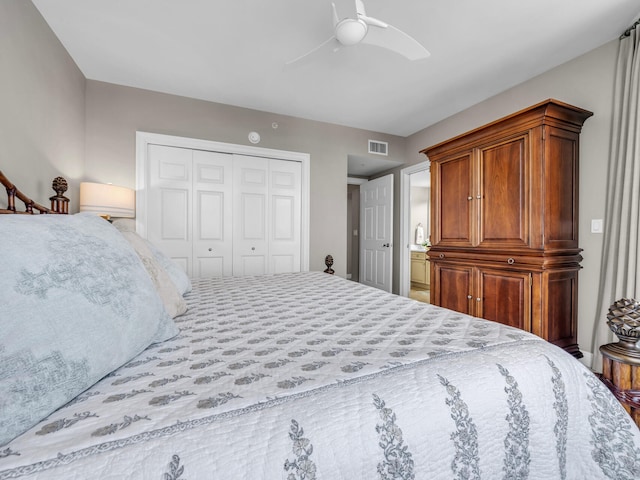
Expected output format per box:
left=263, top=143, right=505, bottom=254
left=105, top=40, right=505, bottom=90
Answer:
left=476, top=195, right=481, bottom=199
left=507, top=257, right=515, bottom=265
left=251, top=247, right=256, bottom=251
left=476, top=297, right=481, bottom=302
left=467, top=295, right=472, bottom=299
left=439, top=253, right=445, bottom=258
left=467, top=196, right=473, bottom=201
left=208, top=248, right=213, bottom=252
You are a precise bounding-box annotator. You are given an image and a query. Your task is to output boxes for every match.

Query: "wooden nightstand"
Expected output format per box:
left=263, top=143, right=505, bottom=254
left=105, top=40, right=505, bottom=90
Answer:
left=599, top=343, right=640, bottom=428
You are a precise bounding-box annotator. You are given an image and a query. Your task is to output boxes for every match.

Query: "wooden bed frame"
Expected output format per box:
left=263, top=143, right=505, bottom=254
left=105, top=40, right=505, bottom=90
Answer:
left=0, top=170, right=69, bottom=214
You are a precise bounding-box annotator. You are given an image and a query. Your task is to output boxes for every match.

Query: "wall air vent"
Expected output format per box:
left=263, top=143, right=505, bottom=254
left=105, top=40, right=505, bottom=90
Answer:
left=368, top=139, right=388, bottom=156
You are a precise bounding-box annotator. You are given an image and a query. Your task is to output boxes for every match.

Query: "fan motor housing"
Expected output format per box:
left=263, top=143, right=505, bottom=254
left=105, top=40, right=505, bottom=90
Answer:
left=336, top=19, right=368, bottom=45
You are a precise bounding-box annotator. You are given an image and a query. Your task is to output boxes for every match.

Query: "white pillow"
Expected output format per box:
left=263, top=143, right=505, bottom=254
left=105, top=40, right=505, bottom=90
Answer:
left=0, top=213, right=178, bottom=446
left=119, top=230, right=188, bottom=317
left=112, top=219, right=192, bottom=295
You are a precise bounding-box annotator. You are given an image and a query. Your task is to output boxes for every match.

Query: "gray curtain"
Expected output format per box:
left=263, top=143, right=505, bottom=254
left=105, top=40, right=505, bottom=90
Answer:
left=591, top=22, right=640, bottom=372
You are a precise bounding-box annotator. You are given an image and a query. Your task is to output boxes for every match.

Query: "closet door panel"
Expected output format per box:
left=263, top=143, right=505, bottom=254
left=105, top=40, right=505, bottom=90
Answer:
left=148, top=144, right=193, bottom=275
left=270, top=159, right=301, bottom=274
left=233, top=155, right=268, bottom=276
left=193, top=151, right=233, bottom=277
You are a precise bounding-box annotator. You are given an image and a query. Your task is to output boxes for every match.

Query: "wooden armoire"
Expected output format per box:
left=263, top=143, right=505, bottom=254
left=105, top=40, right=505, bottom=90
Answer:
left=421, top=99, right=592, bottom=357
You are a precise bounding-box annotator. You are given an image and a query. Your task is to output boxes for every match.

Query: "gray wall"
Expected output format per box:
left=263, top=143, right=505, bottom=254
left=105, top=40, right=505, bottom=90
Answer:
left=84, top=80, right=406, bottom=276
left=398, top=40, right=619, bottom=359
left=0, top=0, right=85, bottom=207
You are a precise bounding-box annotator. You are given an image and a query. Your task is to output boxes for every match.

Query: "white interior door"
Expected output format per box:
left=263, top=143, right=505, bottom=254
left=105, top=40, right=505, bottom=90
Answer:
left=192, top=150, right=233, bottom=277
left=147, top=144, right=193, bottom=274
left=360, top=174, right=393, bottom=292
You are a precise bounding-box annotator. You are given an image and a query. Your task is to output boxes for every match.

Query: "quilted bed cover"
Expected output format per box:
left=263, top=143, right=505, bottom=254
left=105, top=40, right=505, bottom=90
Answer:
left=1, top=272, right=639, bottom=479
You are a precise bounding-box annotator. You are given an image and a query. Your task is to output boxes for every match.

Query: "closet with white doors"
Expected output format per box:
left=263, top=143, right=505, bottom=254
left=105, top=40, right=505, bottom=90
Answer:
left=141, top=139, right=303, bottom=278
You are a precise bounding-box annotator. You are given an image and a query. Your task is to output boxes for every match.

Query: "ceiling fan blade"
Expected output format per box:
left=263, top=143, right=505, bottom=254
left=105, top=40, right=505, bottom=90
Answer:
left=284, top=36, right=339, bottom=67
left=332, top=2, right=339, bottom=27
left=361, top=24, right=430, bottom=60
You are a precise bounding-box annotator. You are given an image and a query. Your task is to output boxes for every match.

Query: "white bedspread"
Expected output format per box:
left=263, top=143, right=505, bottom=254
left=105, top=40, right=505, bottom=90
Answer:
left=2, top=272, right=639, bottom=479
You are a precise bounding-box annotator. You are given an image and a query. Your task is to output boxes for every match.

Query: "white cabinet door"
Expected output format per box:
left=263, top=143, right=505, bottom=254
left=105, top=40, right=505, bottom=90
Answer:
left=233, top=155, right=269, bottom=276
left=192, top=150, right=233, bottom=277
left=147, top=144, right=193, bottom=275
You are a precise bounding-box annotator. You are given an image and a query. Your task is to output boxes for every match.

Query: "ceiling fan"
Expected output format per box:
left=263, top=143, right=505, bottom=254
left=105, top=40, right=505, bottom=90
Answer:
left=286, top=0, right=430, bottom=66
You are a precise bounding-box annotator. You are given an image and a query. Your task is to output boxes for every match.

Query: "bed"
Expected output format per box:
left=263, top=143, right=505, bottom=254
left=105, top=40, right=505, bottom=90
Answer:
left=1, top=173, right=639, bottom=479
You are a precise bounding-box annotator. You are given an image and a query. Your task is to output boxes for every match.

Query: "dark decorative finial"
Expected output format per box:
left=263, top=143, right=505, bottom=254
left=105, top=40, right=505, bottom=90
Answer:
left=52, top=176, right=68, bottom=196
left=50, top=176, right=70, bottom=214
left=324, top=255, right=334, bottom=274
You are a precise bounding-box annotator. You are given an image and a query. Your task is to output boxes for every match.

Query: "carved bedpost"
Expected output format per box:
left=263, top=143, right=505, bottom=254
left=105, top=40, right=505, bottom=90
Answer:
left=50, top=176, right=69, bottom=214
left=324, top=255, right=335, bottom=274
left=0, top=170, right=69, bottom=214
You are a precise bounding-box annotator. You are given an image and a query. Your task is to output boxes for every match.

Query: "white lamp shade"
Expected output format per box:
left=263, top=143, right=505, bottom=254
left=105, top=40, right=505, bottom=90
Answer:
left=79, top=182, right=135, bottom=218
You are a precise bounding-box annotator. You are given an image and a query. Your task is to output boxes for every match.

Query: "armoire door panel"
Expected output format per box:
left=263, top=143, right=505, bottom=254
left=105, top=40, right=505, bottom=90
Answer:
left=434, top=263, right=473, bottom=315
left=479, top=137, right=528, bottom=247
left=477, top=268, right=530, bottom=330
left=437, top=154, right=473, bottom=246
left=544, top=270, right=578, bottom=346
left=545, top=128, right=579, bottom=248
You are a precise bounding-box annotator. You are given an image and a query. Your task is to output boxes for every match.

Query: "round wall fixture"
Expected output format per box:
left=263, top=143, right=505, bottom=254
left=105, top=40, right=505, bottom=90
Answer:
left=248, top=131, right=261, bottom=144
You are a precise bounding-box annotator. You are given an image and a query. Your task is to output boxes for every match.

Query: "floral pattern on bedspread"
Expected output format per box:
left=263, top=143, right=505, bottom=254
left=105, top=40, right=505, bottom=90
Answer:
left=2, top=272, right=640, bottom=479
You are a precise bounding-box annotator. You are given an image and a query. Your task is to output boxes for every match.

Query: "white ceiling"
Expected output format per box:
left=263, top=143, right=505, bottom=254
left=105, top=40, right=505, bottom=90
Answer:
left=32, top=0, right=639, bottom=138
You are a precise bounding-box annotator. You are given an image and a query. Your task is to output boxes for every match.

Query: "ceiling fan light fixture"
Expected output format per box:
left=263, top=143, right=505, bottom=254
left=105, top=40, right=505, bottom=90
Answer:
left=335, top=19, right=368, bottom=46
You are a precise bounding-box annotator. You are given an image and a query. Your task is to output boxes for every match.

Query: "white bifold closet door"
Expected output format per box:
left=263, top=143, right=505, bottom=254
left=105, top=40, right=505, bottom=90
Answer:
left=233, top=155, right=301, bottom=276
left=146, top=144, right=301, bottom=278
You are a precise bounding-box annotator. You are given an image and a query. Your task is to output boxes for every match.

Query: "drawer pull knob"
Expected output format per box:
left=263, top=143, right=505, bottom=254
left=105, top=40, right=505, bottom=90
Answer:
left=467, top=295, right=472, bottom=299
left=507, top=257, right=515, bottom=264
left=467, top=196, right=473, bottom=201
left=208, top=248, right=213, bottom=252
left=439, top=253, right=445, bottom=258
left=476, top=297, right=481, bottom=302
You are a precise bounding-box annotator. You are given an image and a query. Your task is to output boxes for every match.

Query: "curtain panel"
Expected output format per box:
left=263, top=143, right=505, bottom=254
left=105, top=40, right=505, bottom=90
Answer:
left=591, top=23, right=640, bottom=372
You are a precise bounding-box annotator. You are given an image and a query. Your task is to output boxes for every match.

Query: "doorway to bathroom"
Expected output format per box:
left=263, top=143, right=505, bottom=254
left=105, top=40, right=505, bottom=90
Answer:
left=399, top=161, right=431, bottom=303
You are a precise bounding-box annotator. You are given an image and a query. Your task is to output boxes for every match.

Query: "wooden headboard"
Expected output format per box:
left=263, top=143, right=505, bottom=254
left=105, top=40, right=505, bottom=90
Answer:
left=0, top=170, right=69, bottom=214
